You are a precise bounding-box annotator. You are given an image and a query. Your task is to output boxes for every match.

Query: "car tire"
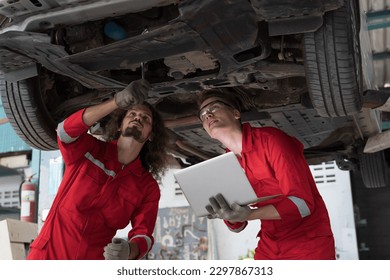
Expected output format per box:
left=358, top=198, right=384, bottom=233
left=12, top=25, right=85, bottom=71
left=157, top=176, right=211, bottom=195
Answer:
left=359, top=149, right=390, bottom=189
left=303, top=0, right=362, bottom=117
left=0, top=76, right=58, bottom=150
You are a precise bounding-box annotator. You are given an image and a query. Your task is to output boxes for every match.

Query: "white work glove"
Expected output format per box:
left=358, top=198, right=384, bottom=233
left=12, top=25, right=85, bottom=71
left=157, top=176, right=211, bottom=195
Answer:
left=114, top=79, right=150, bottom=108
left=103, top=238, right=130, bottom=260
left=205, top=193, right=251, bottom=223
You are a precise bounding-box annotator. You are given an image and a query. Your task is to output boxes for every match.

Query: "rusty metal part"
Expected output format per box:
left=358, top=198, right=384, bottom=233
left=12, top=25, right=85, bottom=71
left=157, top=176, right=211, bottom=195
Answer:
left=164, top=115, right=200, bottom=129
left=175, top=140, right=212, bottom=161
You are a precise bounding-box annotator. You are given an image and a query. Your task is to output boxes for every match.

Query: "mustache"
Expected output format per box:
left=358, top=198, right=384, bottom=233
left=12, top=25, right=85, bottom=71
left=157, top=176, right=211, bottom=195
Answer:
left=130, top=119, right=142, bottom=126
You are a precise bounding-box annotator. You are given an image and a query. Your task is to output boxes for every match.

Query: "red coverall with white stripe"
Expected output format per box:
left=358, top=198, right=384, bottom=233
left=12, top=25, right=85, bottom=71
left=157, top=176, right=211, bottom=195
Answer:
left=225, top=123, right=335, bottom=260
left=27, top=109, right=160, bottom=259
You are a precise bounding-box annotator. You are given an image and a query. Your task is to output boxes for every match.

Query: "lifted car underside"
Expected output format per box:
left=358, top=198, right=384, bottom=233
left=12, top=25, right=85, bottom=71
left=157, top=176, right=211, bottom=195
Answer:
left=1, top=0, right=389, bottom=187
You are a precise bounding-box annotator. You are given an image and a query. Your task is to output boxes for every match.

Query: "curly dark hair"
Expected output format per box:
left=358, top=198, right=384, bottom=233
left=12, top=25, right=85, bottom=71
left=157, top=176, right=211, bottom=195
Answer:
left=104, top=102, right=169, bottom=180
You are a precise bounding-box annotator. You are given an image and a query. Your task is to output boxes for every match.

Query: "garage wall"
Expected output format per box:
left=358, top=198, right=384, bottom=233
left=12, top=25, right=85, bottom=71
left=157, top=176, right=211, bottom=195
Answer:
left=309, top=162, right=359, bottom=260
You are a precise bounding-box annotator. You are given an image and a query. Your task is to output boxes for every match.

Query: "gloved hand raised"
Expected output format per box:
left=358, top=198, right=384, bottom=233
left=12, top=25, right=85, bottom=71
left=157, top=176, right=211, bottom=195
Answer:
left=114, top=79, right=150, bottom=108
left=205, top=193, right=251, bottom=222
left=103, top=237, right=130, bottom=260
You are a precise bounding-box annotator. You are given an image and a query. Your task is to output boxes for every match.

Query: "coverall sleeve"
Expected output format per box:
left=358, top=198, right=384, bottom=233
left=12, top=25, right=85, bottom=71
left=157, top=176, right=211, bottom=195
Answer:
left=224, top=220, right=248, bottom=233
left=56, top=109, right=97, bottom=164
left=128, top=181, right=160, bottom=259
left=265, top=129, right=316, bottom=221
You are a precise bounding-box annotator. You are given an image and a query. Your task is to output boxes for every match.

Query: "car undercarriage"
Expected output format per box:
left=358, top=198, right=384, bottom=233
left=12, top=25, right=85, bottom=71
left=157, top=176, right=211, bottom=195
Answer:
left=0, top=0, right=389, bottom=187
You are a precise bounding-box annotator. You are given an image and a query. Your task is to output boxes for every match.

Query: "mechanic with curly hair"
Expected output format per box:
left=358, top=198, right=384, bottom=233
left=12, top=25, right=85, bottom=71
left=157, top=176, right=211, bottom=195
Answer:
left=198, top=89, right=336, bottom=260
left=27, top=80, right=169, bottom=260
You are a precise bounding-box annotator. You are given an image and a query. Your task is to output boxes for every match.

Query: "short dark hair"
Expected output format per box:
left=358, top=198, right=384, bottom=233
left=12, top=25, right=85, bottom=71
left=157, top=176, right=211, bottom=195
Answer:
left=198, top=89, right=241, bottom=112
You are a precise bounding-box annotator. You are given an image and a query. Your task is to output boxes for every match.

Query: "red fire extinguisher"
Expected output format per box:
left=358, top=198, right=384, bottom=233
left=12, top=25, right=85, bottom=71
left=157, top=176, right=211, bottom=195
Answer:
left=20, top=175, right=37, bottom=223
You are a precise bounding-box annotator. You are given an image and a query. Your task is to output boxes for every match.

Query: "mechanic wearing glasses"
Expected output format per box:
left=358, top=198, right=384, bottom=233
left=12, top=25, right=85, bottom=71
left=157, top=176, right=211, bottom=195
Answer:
left=27, top=80, right=168, bottom=260
left=198, top=89, right=335, bottom=260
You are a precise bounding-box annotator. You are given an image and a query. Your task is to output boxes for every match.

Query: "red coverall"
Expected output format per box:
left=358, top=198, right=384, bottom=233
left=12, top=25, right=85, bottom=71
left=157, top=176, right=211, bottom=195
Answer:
left=225, top=123, right=335, bottom=260
left=27, top=109, right=160, bottom=259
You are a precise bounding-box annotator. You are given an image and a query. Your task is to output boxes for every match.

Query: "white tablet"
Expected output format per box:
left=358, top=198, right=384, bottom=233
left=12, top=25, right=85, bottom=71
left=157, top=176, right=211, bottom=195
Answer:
left=173, top=152, right=260, bottom=217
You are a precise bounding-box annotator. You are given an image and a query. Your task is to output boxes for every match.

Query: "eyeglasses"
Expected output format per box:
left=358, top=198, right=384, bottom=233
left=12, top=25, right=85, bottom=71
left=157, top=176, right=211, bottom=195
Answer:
left=198, top=100, right=235, bottom=122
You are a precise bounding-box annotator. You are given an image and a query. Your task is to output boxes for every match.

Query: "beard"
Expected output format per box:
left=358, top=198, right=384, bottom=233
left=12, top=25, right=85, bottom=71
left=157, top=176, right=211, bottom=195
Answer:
left=121, top=126, right=147, bottom=143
